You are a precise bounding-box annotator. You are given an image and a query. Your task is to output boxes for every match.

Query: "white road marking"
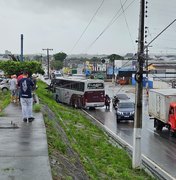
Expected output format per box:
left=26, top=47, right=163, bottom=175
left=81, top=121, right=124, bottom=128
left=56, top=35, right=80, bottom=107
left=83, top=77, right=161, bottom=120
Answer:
left=147, top=128, right=160, bottom=136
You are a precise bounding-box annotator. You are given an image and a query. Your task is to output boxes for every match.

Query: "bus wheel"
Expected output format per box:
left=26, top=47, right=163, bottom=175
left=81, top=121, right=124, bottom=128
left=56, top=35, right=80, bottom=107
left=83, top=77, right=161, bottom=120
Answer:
left=74, top=101, right=78, bottom=108
left=55, top=95, right=59, bottom=103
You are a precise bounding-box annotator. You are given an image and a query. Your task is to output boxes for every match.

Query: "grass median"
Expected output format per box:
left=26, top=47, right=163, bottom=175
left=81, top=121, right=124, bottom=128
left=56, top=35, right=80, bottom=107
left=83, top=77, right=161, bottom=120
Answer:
left=0, top=91, right=10, bottom=115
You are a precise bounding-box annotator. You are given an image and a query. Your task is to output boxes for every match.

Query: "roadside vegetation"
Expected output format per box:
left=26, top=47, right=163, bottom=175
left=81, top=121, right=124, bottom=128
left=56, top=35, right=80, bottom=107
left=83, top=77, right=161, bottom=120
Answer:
left=36, top=80, right=155, bottom=180
left=0, top=91, right=10, bottom=115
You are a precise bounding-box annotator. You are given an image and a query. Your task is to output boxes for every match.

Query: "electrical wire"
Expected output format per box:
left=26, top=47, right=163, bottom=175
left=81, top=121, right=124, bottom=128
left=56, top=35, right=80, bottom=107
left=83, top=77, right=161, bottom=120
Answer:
left=120, top=0, right=136, bottom=52
left=85, top=0, right=137, bottom=52
left=70, top=0, right=105, bottom=53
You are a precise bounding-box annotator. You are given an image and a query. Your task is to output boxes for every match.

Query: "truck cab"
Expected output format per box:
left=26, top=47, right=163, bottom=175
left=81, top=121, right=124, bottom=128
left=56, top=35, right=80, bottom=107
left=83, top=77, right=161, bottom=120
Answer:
left=168, top=103, right=176, bottom=135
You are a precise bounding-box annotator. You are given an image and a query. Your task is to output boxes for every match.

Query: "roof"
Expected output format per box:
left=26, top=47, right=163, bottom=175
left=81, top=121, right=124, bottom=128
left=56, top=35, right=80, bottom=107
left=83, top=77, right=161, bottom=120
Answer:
left=52, top=76, right=104, bottom=83
left=150, top=89, right=176, bottom=96
left=148, top=63, right=176, bottom=70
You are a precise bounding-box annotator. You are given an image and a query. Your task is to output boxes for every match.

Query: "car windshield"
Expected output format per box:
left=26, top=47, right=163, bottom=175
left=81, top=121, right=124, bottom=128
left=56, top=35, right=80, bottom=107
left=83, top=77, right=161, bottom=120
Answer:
left=118, top=102, right=134, bottom=108
left=55, top=74, right=62, bottom=77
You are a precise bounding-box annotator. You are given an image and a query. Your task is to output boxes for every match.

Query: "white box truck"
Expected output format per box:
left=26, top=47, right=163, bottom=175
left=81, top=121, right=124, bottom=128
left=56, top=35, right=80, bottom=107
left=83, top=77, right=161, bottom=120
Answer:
left=148, top=89, right=176, bottom=136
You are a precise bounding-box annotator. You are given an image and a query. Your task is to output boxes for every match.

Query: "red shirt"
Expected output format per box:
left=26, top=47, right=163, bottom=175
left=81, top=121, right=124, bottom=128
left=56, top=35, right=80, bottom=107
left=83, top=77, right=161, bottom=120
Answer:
left=17, top=74, right=24, bottom=82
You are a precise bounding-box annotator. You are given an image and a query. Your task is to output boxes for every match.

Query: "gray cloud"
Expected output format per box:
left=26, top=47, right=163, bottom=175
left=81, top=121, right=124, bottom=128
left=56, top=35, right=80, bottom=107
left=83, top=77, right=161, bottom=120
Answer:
left=0, top=0, right=175, bottom=55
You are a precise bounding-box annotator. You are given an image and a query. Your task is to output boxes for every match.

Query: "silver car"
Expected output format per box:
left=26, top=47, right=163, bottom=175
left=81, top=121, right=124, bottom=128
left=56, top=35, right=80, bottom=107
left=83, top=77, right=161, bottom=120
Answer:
left=0, top=79, right=10, bottom=92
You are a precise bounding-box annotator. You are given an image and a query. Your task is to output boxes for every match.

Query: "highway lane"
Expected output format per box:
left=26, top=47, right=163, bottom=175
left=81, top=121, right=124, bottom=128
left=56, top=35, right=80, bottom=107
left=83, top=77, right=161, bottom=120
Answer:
left=86, top=83, right=176, bottom=179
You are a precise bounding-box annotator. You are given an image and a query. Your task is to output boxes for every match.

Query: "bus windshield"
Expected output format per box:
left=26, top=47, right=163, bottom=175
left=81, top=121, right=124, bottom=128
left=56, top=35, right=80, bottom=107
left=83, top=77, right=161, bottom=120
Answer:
left=87, top=83, right=104, bottom=89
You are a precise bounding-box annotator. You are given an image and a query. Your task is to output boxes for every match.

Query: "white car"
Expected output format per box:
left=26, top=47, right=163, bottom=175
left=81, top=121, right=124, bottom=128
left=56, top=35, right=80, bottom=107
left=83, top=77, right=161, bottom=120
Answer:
left=0, top=79, right=10, bottom=92
left=54, top=73, right=62, bottom=79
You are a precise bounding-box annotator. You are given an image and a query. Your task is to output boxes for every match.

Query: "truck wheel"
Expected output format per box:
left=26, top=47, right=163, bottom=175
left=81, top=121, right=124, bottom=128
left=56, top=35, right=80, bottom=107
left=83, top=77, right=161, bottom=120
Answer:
left=170, top=131, right=175, bottom=137
left=155, top=119, right=163, bottom=131
left=156, top=124, right=163, bottom=131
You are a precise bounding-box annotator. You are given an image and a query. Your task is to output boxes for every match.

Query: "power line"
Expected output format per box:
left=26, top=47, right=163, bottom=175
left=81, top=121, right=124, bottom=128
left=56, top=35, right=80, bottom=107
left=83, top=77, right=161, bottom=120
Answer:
left=85, top=0, right=129, bottom=51
left=70, top=0, right=105, bottom=53
left=86, top=0, right=137, bottom=52
left=120, top=0, right=136, bottom=52
left=145, top=19, right=176, bottom=49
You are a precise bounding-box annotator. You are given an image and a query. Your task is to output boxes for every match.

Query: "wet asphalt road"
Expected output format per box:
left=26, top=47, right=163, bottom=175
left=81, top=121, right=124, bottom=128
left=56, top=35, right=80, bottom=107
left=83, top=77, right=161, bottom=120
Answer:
left=86, top=83, right=176, bottom=179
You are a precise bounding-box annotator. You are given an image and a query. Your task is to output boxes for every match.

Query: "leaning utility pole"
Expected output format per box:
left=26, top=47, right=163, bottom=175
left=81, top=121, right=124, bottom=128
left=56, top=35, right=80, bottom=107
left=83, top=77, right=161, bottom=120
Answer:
left=132, top=0, right=145, bottom=169
left=42, top=48, right=53, bottom=79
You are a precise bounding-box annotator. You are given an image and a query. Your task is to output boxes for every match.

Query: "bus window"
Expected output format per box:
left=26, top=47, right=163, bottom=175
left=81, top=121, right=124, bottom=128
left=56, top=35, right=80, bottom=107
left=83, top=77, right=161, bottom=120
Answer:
left=87, top=83, right=104, bottom=89
left=79, top=82, right=84, bottom=91
left=71, top=81, right=78, bottom=90
left=71, top=81, right=84, bottom=91
left=63, top=80, right=70, bottom=89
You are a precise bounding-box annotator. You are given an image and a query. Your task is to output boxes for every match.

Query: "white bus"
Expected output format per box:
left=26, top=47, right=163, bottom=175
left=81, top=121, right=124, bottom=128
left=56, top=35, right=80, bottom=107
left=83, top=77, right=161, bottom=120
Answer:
left=52, top=77, right=105, bottom=109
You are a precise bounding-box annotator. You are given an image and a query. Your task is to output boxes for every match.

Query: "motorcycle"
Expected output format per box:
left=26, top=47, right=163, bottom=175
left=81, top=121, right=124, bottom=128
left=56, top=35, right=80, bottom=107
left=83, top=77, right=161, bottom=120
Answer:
left=112, top=96, right=119, bottom=110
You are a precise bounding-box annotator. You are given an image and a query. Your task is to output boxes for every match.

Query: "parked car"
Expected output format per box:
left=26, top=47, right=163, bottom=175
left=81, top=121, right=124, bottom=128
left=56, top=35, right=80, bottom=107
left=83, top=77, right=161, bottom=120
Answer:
left=54, top=72, right=62, bottom=79
left=0, top=78, right=4, bottom=83
left=116, top=101, right=135, bottom=123
left=117, top=77, right=130, bottom=85
left=0, top=79, right=10, bottom=92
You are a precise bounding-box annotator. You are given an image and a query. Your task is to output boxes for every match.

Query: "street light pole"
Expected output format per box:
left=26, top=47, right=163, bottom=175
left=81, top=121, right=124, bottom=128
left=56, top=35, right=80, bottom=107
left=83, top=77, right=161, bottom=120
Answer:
left=42, top=48, right=53, bottom=79
left=132, top=0, right=145, bottom=169
left=113, top=58, right=115, bottom=79
left=20, top=34, right=24, bottom=62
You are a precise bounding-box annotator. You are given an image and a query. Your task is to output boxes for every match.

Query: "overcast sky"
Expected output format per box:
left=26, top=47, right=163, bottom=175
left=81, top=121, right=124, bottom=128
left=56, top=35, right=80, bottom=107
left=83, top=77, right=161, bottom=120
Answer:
left=0, top=0, right=176, bottom=56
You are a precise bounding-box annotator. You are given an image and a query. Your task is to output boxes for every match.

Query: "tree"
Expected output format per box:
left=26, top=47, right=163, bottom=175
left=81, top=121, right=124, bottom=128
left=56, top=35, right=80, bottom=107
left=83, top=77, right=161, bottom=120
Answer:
left=33, top=55, right=43, bottom=62
left=107, top=54, right=124, bottom=62
left=53, top=52, right=67, bottom=61
left=0, top=60, right=44, bottom=77
left=52, top=52, right=67, bottom=70
left=50, top=60, right=63, bottom=70
left=90, top=57, right=101, bottom=63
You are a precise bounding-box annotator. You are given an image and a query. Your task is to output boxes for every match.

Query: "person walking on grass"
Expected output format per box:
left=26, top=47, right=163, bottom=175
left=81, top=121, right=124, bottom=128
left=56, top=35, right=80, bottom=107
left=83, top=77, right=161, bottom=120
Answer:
left=9, top=74, right=18, bottom=103
left=18, top=71, right=35, bottom=122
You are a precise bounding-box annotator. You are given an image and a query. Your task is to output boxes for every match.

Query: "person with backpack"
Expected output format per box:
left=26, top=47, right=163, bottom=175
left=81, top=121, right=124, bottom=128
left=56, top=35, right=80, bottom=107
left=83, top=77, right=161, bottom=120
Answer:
left=18, top=71, right=35, bottom=122
left=105, top=94, right=111, bottom=110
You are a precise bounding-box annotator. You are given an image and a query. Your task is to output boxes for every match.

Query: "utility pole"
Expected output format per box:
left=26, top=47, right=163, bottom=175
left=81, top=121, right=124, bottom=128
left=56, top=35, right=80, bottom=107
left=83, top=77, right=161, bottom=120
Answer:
left=113, top=58, right=115, bottom=79
left=20, top=34, right=24, bottom=62
left=146, top=47, right=148, bottom=77
left=132, top=0, right=145, bottom=169
left=42, top=48, right=53, bottom=79
left=111, top=56, right=115, bottom=84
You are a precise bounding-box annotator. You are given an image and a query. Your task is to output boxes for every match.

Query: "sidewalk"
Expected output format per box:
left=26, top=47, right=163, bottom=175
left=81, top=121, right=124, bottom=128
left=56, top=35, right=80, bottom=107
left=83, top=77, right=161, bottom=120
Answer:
left=0, top=103, right=52, bottom=180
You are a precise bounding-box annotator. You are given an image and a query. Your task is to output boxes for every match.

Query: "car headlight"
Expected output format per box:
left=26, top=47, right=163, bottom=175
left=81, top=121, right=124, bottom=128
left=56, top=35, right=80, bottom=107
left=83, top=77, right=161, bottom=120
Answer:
left=130, top=111, right=135, bottom=115
left=117, top=111, right=123, bottom=115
